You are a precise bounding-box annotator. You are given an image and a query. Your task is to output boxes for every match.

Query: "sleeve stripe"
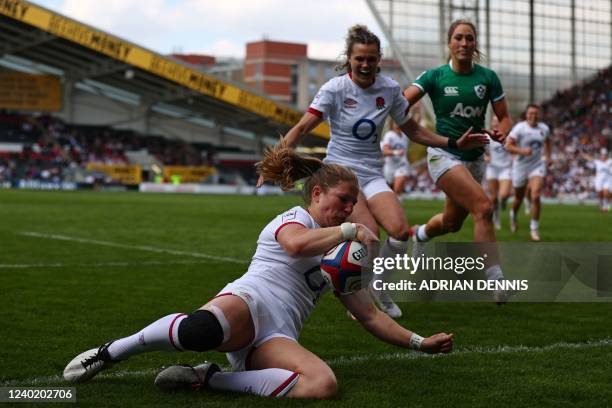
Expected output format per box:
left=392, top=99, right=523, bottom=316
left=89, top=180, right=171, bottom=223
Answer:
left=412, top=83, right=425, bottom=92
left=274, top=222, right=306, bottom=240
left=307, top=107, right=323, bottom=118
left=492, top=93, right=505, bottom=102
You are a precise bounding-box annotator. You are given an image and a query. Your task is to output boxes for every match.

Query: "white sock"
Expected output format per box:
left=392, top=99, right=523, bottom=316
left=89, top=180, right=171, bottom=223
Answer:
left=209, top=369, right=299, bottom=397
left=530, top=219, right=539, bottom=231
left=509, top=209, right=516, bottom=221
left=416, top=225, right=429, bottom=242
left=485, top=264, right=504, bottom=281
left=376, top=237, right=409, bottom=290
left=107, top=313, right=187, bottom=360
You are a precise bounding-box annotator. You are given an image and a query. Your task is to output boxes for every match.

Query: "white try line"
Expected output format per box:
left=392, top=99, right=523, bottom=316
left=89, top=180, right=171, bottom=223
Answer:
left=3, top=338, right=612, bottom=387
left=0, top=260, right=217, bottom=269
left=20, top=232, right=248, bottom=265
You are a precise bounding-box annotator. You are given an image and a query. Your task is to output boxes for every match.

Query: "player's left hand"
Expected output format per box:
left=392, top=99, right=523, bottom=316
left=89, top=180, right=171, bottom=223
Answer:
left=420, top=332, right=454, bottom=354
left=483, top=128, right=507, bottom=144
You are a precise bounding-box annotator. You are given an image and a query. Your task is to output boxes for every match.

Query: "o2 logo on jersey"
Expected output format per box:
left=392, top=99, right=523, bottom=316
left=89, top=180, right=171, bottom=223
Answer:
left=352, top=118, right=377, bottom=142
left=304, top=266, right=327, bottom=305
left=495, top=145, right=505, bottom=154
left=529, top=140, right=543, bottom=151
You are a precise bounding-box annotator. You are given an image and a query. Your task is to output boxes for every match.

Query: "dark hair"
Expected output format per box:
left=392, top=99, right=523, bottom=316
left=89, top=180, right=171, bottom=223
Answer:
left=446, top=19, right=484, bottom=63
left=256, top=139, right=358, bottom=205
left=335, top=24, right=382, bottom=73
left=526, top=103, right=541, bottom=111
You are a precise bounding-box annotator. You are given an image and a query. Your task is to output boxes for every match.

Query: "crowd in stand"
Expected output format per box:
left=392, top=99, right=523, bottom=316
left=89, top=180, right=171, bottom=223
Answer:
left=1, top=65, right=610, bottom=197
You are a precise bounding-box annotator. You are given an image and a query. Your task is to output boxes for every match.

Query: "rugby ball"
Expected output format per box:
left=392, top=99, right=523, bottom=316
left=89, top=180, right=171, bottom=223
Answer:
left=320, top=240, right=367, bottom=295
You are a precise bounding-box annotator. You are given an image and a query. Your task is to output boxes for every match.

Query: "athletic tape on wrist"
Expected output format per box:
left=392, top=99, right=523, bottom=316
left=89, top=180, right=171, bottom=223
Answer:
left=340, top=222, right=357, bottom=240
left=409, top=333, right=424, bottom=350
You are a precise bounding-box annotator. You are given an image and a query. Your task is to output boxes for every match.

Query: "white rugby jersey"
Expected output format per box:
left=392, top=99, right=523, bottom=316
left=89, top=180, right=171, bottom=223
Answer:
left=508, top=121, right=550, bottom=167
left=247, top=206, right=329, bottom=334
left=380, top=130, right=409, bottom=168
left=487, top=140, right=512, bottom=168
left=309, top=73, right=411, bottom=174
left=594, top=159, right=612, bottom=178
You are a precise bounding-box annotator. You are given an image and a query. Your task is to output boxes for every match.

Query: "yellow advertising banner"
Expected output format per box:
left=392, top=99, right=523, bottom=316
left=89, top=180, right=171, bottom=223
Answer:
left=86, top=163, right=142, bottom=185
left=0, top=1, right=330, bottom=138
left=0, top=71, right=61, bottom=112
left=163, top=166, right=216, bottom=183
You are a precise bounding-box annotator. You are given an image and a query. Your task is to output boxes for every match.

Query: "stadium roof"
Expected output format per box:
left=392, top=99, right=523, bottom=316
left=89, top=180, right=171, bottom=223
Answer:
left=0, top=0, right=329, bottom=147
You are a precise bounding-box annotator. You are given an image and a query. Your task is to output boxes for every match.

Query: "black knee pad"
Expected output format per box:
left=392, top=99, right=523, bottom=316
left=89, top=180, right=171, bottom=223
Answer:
left=177, top=310, right=224, bottom=352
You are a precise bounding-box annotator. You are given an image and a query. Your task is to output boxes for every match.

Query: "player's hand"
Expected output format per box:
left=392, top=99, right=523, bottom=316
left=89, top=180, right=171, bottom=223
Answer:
left=522, top=147, right=533, bottom=156
left=483, top=128, right=507, bottom=144
left=456, top=127, right=489, bottom=150
left=355, top=224, right=379, bottom=246
left=420, top=333, right=454, bottom=354
left=393, top=149, right=405, bottom=157
left=256, top=175, right=265, bottom=188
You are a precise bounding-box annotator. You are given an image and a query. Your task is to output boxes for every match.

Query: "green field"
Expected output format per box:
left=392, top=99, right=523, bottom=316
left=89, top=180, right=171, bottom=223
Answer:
left=1, top=190, right=611, bottom=407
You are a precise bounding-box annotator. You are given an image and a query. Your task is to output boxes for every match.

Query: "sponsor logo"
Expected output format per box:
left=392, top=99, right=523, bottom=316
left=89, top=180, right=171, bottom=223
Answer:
left=139, top=332, right=146, bottom=346
left=344, top=98, right=358, bottom=108
left=450, top=103, right=484, bottom=119
left=376, top=96, right=385, bottom=110
left=282, top=210, right=297, bottom=222
left=352, top=247, right=368, bottom=261
left=444, top=86, right=459, bottom=96
left=474, top=84, right=487, bottom=99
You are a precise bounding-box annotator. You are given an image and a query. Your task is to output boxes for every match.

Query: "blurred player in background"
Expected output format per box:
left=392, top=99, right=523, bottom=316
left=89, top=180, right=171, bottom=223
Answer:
left=381, top=120, right=410, bottom=195
left=64, top=143, right=453, bottom=399
left=403, top=19, right=511, bottom=293
left=485, top=116, right=513, bottom=230
left=593, top=148, right=611, bottom=212
left=506, top=104, right=551, bottom=241
left=258, top=24, right=488, bottom=318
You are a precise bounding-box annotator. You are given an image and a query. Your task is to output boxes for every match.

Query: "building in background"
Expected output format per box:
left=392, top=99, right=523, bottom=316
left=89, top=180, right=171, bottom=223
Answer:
left=243, top=39, right=408, bottom=110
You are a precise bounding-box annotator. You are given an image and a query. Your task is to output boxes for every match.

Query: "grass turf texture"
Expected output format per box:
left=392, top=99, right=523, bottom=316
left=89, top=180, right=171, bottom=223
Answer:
left=1, top=190, right=611, bottom=407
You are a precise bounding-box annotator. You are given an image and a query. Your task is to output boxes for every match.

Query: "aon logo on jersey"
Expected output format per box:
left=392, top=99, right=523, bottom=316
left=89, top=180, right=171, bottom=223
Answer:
left=450, top=103, right=484, bottom=119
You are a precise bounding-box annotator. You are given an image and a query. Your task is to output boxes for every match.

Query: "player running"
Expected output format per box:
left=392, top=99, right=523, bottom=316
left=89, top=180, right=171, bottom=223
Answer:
left=485, top=116, right=513, bottom=230
left=381, top=120, right=411, bottom=195
left=63, top=144, right=454, bottom=399
left=403, top=19, right=512, bottom=292
left=593, top=148, right=611, bottom=212
left=506, top=104, right=551, bottom=241
left=257, top=25, right=488, bottom=318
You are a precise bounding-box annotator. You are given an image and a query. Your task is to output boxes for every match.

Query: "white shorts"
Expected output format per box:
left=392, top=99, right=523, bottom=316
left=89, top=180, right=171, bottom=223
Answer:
left=513, top=162, right=546, bottom=188
left=426, top=147, right=485, bottom=184
left=383, top=164, right=410, bottom=185
left=217, top=279, right=299, bottom=371
left=485, top=164, right=512, bottom=181
left=324, top=159, right=392, bottom=200
left=594, top=175, right=610, bottom=192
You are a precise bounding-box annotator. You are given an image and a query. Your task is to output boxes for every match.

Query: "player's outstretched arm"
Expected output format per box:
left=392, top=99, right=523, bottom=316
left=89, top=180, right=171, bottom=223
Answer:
left=339, top=289, right=453, bottom=354
left=277, top=223, right=378, bottom=258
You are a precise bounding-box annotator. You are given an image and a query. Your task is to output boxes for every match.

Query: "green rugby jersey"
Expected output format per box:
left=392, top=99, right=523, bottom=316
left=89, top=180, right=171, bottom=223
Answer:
left=413, top=62, right=505, bottom=161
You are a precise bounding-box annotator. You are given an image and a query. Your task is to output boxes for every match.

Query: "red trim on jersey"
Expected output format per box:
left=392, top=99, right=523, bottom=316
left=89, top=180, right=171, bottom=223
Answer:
left=168, top=313, right=187, bottom=351
left=270, top=372, right=299, bottom=397
left=274, top=222, right=306, bottom=240
left=213, top=292, right=234, bottom=299
left=307, top=107, right=322, bottom=118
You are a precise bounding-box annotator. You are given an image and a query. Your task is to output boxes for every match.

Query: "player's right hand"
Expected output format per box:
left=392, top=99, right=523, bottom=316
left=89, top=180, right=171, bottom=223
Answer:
left=456, top=127, right=489, bottom=150
left=420, top=333, right=454, bottom=354
left=256, top=175, right=265, bottom=188
left=522, top=147, right=533, bottom=156
left=355, top=224, right=379, bottom=246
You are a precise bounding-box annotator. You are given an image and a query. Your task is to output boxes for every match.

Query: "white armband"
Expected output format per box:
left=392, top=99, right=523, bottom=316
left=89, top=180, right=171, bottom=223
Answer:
left=340, top=222, right=357, bottom=240
left=409, top=333, right=424, bottom=350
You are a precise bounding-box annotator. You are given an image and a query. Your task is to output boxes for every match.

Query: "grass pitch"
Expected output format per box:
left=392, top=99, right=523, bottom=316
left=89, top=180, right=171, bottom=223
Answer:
left=1, top=190, right=611, bottom=407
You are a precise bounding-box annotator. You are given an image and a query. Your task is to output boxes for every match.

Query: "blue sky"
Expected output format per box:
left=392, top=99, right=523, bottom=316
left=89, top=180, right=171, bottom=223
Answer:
left=30, top=0, right=387, bottom=60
